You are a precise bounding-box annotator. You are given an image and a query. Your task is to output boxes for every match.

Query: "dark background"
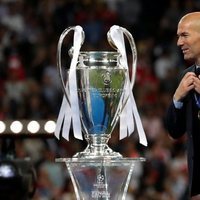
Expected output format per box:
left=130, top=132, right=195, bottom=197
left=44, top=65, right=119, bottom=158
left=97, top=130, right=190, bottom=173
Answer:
left=0, top=0, right=199, bottom=199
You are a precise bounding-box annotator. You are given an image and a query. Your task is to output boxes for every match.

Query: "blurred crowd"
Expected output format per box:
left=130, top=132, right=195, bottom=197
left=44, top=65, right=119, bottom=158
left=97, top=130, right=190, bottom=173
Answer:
left=0, top=0, right=200, bottom=199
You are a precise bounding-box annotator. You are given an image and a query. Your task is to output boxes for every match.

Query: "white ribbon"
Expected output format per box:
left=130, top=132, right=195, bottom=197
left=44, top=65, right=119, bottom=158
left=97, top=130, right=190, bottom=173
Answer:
left=55, top=26, right=83, bottom=140
left=68, top=26, right=83, bottom=140
left=108, top=25, right=147, bottom=146
left=55, top=88, right=71, bottom=140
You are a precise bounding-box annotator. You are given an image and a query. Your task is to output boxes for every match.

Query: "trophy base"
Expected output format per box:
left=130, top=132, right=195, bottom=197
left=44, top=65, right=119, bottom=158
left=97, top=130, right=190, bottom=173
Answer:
left=73, top=144, right=122, bottom=159
left=55, top=157, right=146, bottom=200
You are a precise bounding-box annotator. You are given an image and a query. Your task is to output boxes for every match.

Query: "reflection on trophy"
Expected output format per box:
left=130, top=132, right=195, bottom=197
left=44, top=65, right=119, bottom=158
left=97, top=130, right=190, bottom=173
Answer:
left=55, top=25, right=147, bottom=199
left=75, top=51, right=127, bottom=158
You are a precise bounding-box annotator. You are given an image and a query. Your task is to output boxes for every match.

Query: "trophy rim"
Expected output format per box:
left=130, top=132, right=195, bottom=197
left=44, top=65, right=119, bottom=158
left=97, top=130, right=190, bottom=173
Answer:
left=55, top=157, right=146, bottom=164
left=79, top=51, right=120, bottom=55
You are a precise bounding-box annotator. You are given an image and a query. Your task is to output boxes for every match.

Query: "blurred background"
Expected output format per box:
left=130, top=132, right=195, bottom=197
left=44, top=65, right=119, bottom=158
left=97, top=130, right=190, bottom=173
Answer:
left=0, top=0, right=199, bottom=199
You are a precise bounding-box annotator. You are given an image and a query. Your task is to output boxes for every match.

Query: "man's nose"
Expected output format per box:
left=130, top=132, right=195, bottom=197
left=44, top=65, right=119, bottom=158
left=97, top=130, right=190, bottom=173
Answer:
left=177, top=37, right=183, bottom=47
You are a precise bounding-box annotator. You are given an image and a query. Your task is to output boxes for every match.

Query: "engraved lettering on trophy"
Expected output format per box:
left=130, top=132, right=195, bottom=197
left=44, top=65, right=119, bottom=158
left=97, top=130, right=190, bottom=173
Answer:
left=91, top=172, right=110, bottom=199
left=80, top=87, right=122, bottom=98
left=78, top=88, right=123, bottom=99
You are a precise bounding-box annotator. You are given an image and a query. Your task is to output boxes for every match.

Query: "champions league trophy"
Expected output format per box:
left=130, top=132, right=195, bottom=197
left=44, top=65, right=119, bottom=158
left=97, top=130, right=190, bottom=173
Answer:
left=55, top=25, right=147, bottom=199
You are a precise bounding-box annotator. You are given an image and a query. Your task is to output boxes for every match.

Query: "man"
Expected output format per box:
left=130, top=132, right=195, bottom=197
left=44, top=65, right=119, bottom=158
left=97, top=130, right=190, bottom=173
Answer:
left=165, top=12, right=200, bottom=200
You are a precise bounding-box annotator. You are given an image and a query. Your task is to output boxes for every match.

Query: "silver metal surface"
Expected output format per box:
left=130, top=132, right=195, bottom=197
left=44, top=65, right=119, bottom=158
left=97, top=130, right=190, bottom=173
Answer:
left=74, top=52, right=127, bottom=158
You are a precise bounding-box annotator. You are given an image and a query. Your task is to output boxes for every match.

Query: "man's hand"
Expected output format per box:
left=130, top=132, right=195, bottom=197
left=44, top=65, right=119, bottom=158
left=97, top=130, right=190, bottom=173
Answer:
left=174, top=72, right=196, bottom=101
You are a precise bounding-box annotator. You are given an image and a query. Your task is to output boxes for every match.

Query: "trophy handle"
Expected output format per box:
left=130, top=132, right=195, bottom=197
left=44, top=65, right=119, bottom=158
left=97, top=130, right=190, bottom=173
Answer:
left=107, top=26, right=137, bottom=131
left=107, top=26, right=137, bottom=89
left=57, top=26, right=85, bottom=106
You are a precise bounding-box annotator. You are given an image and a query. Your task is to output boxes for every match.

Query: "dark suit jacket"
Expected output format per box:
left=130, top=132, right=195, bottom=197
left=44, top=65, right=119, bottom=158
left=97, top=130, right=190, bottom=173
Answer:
left=165, top=65, right=200, bottom=196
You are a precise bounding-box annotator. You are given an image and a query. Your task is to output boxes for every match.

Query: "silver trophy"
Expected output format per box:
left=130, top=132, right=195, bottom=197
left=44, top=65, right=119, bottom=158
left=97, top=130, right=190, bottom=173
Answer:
left=56, top=25, right=146, bottom=158
left=55, top=25, right=147, bottom=199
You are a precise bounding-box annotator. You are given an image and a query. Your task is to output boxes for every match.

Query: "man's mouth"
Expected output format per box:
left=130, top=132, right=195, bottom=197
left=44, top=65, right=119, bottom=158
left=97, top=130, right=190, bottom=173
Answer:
left=182, top=48, right=189, bottom=54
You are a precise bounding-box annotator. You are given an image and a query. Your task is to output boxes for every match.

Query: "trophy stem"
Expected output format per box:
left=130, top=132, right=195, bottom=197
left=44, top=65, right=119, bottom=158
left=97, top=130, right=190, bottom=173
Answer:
left=73, top=135, right=122, bottom=159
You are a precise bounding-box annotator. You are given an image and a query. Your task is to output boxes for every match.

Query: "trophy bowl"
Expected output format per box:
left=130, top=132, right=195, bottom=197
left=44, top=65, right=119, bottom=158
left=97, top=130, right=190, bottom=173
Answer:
left=73, top=51, right=127, bottom=158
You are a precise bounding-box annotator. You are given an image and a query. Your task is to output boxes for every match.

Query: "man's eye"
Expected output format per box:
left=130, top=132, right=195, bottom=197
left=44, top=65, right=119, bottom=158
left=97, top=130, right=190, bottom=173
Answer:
left=182, top=33, right=189, bottom=37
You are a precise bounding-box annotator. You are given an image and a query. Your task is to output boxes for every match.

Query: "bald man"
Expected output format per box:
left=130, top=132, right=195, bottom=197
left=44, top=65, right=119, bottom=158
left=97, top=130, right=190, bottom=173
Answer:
left=165, top=12, right=200, bottom=200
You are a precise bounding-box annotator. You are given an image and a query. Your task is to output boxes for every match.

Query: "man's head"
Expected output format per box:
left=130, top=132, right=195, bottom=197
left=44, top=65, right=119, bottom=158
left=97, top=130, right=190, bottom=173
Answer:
left=177, top=12, right=200, bottom=65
